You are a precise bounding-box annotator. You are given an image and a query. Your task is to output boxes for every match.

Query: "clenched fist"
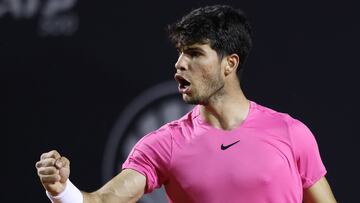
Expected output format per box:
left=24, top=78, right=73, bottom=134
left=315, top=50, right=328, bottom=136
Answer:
left=35, top=150, right=70, bottom=196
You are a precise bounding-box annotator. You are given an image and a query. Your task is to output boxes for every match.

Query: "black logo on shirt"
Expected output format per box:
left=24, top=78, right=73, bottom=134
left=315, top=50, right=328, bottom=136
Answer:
left=221, top=140, right=240, bottom=150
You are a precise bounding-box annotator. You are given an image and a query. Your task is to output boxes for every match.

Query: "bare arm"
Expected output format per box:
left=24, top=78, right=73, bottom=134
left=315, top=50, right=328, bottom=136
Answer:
left=36, top=150, right=146, bottom=203
left=83, top=169, right=146, bottom=203
left=303, top=176, right=337, bottom=203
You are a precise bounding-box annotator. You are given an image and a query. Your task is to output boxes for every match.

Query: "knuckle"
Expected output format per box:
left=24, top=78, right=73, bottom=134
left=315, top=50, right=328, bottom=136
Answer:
left=48, top=150, right=55, bottom=157
left=39, top=158, right=56, bottom=167
left=46, top=158, right=55, bottom=165
left=40, top=152, right=48, bottom=160
left=36, top=160, right=45, bottom=168
left=35, top=161, right=41, bottom=168
left=50, top=149, right=57, bottom=154
left=42, top=150, right=60, bottom=159
left=49, top=158, right=56, bottom=165
left=52, top=150, right=60, bottom=157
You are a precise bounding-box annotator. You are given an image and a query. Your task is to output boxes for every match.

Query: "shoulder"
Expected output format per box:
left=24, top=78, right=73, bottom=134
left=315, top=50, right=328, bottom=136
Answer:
left=250, top=101, right=295, bottom=129
left=137, top=106, right=198, bottom=144
left=249, top=101, right=313, bottom=139
left=163, top=105, right=199, bottom=135
left=253, top=102, right=317, bottom=141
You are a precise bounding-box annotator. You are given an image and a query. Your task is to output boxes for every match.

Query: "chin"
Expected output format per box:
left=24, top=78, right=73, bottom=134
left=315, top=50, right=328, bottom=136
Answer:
left=183, top=100, right=199, bottom=105
left=182, top=95, right=198, bottom=105
left=182, top=94, right=206, bottom=105
left=183, top=98, right=197, bottom=105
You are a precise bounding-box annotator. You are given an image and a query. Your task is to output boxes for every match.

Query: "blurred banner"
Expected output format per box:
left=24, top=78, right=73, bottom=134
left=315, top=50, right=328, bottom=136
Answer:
left=0, top=0, right=78, bottom=36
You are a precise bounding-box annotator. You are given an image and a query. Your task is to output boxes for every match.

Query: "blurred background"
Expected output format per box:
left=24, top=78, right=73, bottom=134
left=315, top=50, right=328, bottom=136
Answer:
left=2, top=0, right=359, bottom=202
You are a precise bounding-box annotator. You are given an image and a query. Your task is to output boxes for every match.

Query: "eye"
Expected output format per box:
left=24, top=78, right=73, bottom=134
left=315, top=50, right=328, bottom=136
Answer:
left=190, top=52, right=200, bottom=57
left=187, top=51, right=201, bottom=57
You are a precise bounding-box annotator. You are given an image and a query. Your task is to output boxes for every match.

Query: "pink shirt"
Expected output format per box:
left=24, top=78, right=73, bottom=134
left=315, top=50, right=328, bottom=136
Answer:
left=123, top=101, right=326, bottom=203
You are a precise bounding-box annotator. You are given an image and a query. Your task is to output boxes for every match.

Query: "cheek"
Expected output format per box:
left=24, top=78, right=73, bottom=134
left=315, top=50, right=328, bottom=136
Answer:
left=195, top=70, right=220, bottom=93
left=190, top=61, right=220, bottom=86
left=195, top=70, right=212, bottom=87
left=194, top=63, right=213, bottom=78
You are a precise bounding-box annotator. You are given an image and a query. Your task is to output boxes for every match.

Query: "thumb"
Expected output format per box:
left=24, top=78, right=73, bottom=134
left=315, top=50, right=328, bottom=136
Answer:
left=55, top=157, right=70, bottom=183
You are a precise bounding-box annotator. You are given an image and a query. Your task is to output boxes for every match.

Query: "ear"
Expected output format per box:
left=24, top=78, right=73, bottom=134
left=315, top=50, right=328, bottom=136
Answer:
left=224, top=54, right=240, bottom=76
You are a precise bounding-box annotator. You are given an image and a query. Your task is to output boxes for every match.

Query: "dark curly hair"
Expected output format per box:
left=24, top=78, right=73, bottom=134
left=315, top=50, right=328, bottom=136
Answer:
left=167, top=5, right=253, bottom=71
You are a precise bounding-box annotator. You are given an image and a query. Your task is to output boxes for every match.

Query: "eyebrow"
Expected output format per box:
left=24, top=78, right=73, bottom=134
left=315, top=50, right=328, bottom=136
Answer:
left=182, top=47, right=205, bottom=54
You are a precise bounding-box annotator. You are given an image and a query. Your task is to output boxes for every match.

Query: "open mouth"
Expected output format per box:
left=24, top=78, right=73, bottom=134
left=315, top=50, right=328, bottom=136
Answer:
left=174, top=74, right=191, bottom=92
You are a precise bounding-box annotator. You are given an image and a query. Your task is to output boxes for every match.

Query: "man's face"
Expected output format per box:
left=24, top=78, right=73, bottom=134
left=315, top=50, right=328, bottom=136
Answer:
left=174, top=43, right=225, bottom=105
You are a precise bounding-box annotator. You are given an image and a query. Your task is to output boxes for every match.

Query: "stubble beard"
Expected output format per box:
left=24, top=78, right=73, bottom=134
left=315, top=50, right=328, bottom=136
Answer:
left=182, top=74, right=225, bottom=106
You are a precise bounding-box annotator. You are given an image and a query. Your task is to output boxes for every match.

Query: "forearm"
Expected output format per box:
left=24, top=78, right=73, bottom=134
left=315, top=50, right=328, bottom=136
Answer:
left=82, top=169, right=145, bottom=203
left=82, top=192, right=101, bottom=203
left=82, top=190, right=141, bottom=203
left=46, top=169, right=145, bottom=203
left=46, top=179, right=142, bottom=203
left=81, top=191, right=101, bottom=203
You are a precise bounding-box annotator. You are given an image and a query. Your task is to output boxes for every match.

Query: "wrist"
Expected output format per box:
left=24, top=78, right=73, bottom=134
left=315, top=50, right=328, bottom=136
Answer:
left=46, top=182, right=66, bottom=197
left=46, top=179, right=83, bottom=203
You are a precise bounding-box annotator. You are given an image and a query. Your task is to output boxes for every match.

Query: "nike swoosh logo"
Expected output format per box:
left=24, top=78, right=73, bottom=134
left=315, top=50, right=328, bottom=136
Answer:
left=221, top=140, right=240, bottom=150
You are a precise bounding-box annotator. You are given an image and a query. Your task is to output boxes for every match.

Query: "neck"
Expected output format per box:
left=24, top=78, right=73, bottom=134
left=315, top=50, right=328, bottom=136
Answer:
left=199, top=86, right=249, bottom=131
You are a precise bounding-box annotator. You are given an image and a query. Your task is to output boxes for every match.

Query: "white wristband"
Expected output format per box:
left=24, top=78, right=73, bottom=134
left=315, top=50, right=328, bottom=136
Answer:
left=46, top=179, right=83, bottom=203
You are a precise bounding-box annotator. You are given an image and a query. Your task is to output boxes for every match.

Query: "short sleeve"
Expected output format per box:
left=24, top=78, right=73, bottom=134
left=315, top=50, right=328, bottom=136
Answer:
left=122, top=127, right=172, bottom=193
left=289, top=119, right=327, bottom=189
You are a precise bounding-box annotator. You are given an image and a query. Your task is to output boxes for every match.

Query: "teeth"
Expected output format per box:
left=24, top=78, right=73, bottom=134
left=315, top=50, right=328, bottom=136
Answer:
left=180, top=83, right=189, bottom=89
left=175, top=74, right=190, bottom=89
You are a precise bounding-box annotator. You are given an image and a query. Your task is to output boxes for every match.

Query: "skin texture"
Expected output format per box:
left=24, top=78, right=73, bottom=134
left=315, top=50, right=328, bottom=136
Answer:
left=175, top=44, right=226, bottom=105
left=36, top=43, right=337, bottom=203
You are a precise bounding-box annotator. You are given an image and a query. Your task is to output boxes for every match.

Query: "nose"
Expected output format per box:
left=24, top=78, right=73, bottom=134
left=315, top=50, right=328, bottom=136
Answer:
left=175, top=53, right=187, bottom=71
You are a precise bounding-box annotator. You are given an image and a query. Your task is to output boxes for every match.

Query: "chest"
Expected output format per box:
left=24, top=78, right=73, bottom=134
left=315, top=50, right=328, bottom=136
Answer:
left=168, top=129, right=299, bottom=193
